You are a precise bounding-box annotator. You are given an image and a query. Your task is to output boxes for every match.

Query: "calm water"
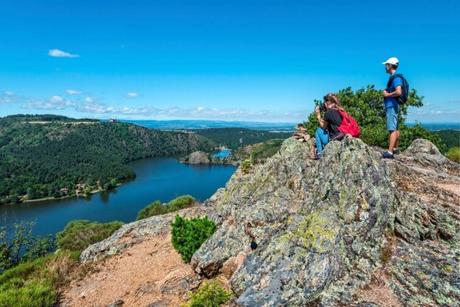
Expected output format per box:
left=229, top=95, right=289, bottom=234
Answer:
left=0, top=158, right=235, bottom=237
left=213, top=149, right=232, bottom=158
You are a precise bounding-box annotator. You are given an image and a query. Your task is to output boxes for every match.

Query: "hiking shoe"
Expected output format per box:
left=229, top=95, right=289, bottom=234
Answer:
left=315, top=153, right=322, bottom=160
left=382, top=151, right=394, bottom=159
left=393, top=148, right=400, bottom=155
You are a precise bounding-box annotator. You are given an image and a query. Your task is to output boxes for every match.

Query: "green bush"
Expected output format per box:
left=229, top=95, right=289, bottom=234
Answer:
left=56, top=220, right=123, bottom=253
left=303, top=86, right=443, bottom=151
left=1, top=222, right=55, bottom=272
left=171, top=215, right=216, bottom=263
left=241, top=159, right=252, bottom=174
left=184, top=280, right=233, bottom=307
left=446, top=147, right=460, bottom=162
left=137, top=195, right=196, bottom=220
left=0, top=251, right=76, bottom=307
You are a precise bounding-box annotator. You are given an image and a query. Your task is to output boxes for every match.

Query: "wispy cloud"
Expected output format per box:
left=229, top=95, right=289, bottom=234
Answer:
left=0, top=91, right=17, bottom=104
left=127, top=92, right=139, bottom=98
left=14, top=91, right=303, bottom=121
left=407, top=102, right=460, bottom=122
left=48, top=49, right=80, bottom=58
left=66, top=89, right=81, bottom=95
left=27, top=95, right=75, bottom=110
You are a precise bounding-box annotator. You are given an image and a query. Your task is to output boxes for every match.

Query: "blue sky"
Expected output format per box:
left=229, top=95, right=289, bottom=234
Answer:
left=0, top=0, right=459, bottom=122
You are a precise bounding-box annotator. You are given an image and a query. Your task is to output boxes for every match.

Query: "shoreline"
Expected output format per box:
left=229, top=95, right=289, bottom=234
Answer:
left=18, top=184, right=123, bottom=205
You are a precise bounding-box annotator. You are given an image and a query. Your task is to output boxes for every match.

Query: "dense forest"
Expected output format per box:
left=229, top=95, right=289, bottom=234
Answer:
left=435, top=129, right=460, bottom=151
left=192, top=128, right=292, bottom=150
left=0, top=115, right=213, bottom=205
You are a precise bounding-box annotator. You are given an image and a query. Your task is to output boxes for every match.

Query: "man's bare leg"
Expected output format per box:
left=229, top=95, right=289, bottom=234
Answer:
left=388, top=130, right=398, bottom=152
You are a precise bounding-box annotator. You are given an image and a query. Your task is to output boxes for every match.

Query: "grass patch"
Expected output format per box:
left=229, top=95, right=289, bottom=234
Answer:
left=0, top=251, right=76, bottom=307
left=56, top=220, right=123, bottom=254
left=137, top=195, right=196, bottom=220
left=171, top=215, right=216, bottom=263
left=183, top=280, right=232, bottom=307
left=446, top=147, right=460, bottom=163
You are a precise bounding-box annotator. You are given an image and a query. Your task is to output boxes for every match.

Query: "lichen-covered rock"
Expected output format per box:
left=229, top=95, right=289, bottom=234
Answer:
left=192, top=138, right=314, bottom=278
left=192, top=137, right=460, bottom=306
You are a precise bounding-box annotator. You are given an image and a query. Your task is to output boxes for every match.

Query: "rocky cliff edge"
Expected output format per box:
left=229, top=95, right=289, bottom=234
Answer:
left=79, top=137, right=459, bottom=306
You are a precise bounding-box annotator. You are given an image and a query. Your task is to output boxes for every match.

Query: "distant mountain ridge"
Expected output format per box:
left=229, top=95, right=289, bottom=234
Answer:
left=119, top=119, right=297, bottom=131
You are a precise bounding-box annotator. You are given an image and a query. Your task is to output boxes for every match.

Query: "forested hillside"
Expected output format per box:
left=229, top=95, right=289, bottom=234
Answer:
left=435, top=129, right=460, bottom=151
left=193, top=128, right=291, bottom=149
left=0, top=115, right=213, bottom=204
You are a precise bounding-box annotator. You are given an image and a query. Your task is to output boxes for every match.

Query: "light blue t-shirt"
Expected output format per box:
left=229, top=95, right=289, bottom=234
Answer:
left=384, top=75, right=402, bottom=108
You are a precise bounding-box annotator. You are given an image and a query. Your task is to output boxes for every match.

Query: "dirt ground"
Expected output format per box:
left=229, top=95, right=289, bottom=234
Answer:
left=60, top=234, right=200, bottom=307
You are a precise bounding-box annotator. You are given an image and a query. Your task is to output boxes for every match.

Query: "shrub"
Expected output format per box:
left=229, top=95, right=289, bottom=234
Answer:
left=303, top=86, right=443, bottom=151
left=56, top=220, right=123, bottom=253
left=241, top=159, right=252, bottom=174
left=184, top=280, right=233, bottom=307
left=446, top=147, right=460, bottom=163
left=0, top=251, right=76, bottom=307
left=171, top=215, right=216, bottom=263
left=0, top=222, right=55, bottom=272
left=137, top=195, right=196, bottom=220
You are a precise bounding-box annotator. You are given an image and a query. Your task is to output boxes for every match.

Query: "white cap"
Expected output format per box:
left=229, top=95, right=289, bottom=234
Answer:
left=382, top=57, right=399, bottom=65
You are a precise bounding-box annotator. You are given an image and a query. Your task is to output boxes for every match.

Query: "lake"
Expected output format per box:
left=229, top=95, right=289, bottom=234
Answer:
left=0, top=158, right=236, bottom=237
left=213, top=149, right=232, bottom=158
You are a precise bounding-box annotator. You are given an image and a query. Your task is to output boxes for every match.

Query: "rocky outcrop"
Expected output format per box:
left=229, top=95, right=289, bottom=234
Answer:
left=183, top=151, right=211, bottom=164
left=78, top=136, right=459, bottom=306
left=191, top=137, right=459, bottom=306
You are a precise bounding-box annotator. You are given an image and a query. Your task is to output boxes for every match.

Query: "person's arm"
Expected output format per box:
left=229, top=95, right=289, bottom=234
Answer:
left=383, top=86, right=402, bottom=97
left=315, top=106, right=327, bottom=128
left=383, top=77, right=403, bottom=97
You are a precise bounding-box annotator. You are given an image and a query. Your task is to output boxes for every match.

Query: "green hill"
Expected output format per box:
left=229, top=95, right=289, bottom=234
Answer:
left=192, top=128, right=292, bottom=150
left=0, top=115, right=213, bottom=205
left=435, top=129, right=460, bottom=152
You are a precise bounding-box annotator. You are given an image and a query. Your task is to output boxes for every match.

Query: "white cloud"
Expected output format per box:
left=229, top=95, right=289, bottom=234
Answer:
left=48, top=49, right=80, bottom=58
left=50, top=95, right=64, bottom=103
left=66, top=89, right=81, bottom=95
left=16, top=92, right=304, bottom=121
left=27, top=95, right=75, bottom=110
left=127, top=92, right=139, bottom=98
left=0, top=91, right=17, bottom=104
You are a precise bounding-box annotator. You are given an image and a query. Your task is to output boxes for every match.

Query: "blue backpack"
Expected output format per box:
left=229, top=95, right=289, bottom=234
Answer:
left=387, top=73, right=409, bottom=104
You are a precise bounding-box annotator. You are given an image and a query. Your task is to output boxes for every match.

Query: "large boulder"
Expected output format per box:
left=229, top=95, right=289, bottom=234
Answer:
left=191, top=137, right=460, bottom=306
left=185, top=151, right=210, bottom=164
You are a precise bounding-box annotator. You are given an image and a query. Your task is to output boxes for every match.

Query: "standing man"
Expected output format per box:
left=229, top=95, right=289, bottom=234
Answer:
left=382, top=57, right=402, bottom=159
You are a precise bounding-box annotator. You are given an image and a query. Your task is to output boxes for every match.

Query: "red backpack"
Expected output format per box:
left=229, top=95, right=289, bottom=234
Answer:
left=337, top=109, right=361, bottom=138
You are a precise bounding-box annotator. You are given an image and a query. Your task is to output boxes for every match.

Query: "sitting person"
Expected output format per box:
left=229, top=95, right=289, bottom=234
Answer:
left=314, top=93, right=344, bottom=159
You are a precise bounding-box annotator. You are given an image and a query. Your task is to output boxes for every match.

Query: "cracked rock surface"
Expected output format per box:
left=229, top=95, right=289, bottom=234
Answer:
left=191, top=137, right=459, bottom=306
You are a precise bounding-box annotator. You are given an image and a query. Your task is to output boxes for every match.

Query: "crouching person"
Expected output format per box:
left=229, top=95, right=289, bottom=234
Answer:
left=314, top=93, right=343, bottom=159
left=313, top=93, right=361, bottom=159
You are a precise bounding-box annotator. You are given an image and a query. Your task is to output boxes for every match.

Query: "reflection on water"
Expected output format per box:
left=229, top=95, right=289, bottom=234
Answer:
left=0, top=157, right=235, bottom=237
